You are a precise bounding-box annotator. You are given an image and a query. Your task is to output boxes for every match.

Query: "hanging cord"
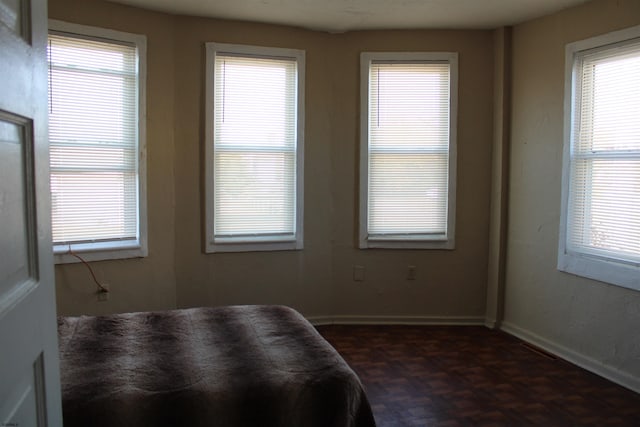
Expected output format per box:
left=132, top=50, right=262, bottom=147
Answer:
left=67, top=245, right=109, bottom=293
left=48, top=39, right=53, bottom=114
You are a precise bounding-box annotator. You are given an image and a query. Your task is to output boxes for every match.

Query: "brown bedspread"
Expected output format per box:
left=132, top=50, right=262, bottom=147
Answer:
left=57, top=305, right=376, bottom=427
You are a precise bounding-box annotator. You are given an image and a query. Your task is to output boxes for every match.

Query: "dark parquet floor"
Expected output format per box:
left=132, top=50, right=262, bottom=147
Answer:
left=317, top=325, right=640, bottom=427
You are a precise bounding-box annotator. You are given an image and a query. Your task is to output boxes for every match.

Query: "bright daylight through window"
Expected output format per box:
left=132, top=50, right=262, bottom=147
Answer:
left=205, top=43, right=304, bottom=253
left=48, top=22, right=146, bottom=263
left=360, top=53, right=457, bottom=249
left=559, top=26, right=640, bottom=291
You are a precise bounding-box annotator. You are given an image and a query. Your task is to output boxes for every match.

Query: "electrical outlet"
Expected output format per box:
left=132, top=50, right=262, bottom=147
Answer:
left=353, top=265, right=365, bottom=282
left=97, top=283, right=110, bottom=302
left=407, top=266, right=416, bottom=280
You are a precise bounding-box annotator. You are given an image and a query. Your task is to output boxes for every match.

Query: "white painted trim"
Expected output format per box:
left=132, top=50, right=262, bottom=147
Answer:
left=204, top=42, right=305, bottom=254
left=48, top=19, right=146, bottom=47
left=501, top=321, right=640, bottom=394
left=358, top=52, right=369, bottom=249
left=484, top=318, right=498, bottom=329
left=48, top=20, right=148, bottom=264
left=358, top=52, right=458, bottom=250
left=566, top=24, right=640, bottom=54
left=558, top=25, right=640, bottom=292
left=53, top=241, right=146, bottom=264
left=307, top=314, right=485, bottom=326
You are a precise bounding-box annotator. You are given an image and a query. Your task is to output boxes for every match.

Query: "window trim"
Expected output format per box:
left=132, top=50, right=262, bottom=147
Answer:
left=48, top=20, right=148, bottom=264
left=204, top=43, right=305, bottom=253
left=359, top=52, right=458, bottom=250
left=558, top=25, right=640, bottom=292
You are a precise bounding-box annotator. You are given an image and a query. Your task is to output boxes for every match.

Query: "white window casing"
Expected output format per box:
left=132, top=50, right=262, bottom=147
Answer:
left=48, top=20, right=147, bottom=264
left=359, top=52, right=458, bottom=249
left=558, top=25, right=640, bottom=292
left=205, top=43, right=305, bottom=253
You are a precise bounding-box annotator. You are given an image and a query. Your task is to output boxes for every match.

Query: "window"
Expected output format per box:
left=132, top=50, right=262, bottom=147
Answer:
left=359, top=52, right=458, bottom=249
left=559, top=25, right=640, bottom=291
left=48, top=21, right=147, bottom=263
left=205, top=43, right=304, bottom=253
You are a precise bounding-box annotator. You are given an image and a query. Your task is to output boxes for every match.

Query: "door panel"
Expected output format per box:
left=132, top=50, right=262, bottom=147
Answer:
left=0, top=0, right=63, bottom=424
left=0, top=115, right=37, bottom=306
left=0, top=0, right=29, bottom=40
left=0, top=354, right=46, bottom=427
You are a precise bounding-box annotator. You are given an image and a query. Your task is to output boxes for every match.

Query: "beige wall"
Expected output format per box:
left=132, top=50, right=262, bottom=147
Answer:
left=505, top=0, right=640, bottom=389
left=172, top=18, right=336, bottom=316
left=49, top=0, right=494, bottom=320
left=327, top=31, right=493, bottom=319
left=47, top=0, right=640, bottom=392
left=50, top=0, right=177, bottom=315
left=172, top=21, right=494, bottom=319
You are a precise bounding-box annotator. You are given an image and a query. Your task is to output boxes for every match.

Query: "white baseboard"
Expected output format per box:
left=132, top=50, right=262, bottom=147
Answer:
left=307, top=314, right=485, bottom=326
left=501, top=321, right=640, bottom=394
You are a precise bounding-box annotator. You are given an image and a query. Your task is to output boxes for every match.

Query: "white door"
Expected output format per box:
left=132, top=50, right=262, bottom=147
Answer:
left=0, top=0, right=63, bottom=425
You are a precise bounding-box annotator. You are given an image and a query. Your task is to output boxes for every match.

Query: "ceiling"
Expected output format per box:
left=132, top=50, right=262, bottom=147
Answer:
left=108, top=0, right=591, bottom=33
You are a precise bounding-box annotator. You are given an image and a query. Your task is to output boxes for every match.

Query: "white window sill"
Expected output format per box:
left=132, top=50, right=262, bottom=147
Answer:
left=207, top=236, right=303, bottom=253
left=53, top=240, right=147, bottom=264
left=558, top=251, right=640, bottom=292
left=360, top=236, right=455, bottom=250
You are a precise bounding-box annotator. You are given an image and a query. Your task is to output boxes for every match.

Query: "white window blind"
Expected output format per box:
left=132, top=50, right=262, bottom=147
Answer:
left=48, top=32, right=140, bottom=248
left=567, top=38, right=640, bottom=265
left=360, top=53, right=457, bottom=249
left=206, top=44, right=304, bottom=252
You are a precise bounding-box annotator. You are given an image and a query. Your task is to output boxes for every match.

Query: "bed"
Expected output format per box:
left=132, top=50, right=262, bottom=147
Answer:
left=57, top=305, right=376, bottom=427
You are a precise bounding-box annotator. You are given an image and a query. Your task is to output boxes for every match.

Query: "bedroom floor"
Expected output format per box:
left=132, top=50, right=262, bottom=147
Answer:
left=317, top=325, right=640, bottom=427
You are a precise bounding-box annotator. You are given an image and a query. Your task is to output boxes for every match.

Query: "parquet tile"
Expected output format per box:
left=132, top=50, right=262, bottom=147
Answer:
left=317, top=325, right=640, bottom=427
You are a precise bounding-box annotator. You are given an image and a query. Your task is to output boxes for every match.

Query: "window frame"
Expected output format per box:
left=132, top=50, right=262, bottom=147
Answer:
left=558, top=25, right=640, bottom=292
left=359, top=52, right=458, bottom=250
left=204, top=43, right=305, bottom=253
left=48, top=20, right=147, bottom=264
